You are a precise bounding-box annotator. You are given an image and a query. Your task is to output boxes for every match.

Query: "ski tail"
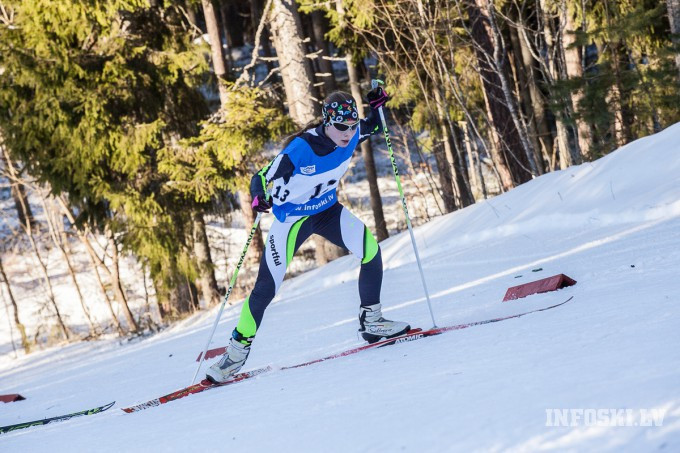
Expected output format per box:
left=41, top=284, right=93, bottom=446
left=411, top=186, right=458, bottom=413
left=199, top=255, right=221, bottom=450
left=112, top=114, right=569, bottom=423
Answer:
left=121, top=366, right=272, bottom=413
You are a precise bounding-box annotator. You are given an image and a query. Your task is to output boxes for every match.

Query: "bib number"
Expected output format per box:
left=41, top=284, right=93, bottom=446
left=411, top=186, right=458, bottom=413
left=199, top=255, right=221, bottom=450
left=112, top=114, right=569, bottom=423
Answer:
left=309, top=179, right=337, bottom=201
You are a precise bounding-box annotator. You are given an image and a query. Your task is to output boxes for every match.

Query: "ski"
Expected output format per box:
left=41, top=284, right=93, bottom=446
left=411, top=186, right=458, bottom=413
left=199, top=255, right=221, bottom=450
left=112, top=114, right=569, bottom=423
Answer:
left=124, top=330, right=424, bottom=414
left=286, top=296, right=574, bottom=367
left=121, top=367, right=272, bottom=413
left=0, top=401, right=115, bottom=435
left=196, top=328, right=423, bottom=362
left=125, top=296, right=573, bottom=413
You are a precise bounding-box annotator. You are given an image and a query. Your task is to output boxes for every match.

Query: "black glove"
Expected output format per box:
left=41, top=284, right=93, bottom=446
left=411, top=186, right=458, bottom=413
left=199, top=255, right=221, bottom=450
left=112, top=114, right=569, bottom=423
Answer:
left=367, top=87, right=389, bottom=110
left=251, top=194, right=272, bottom=213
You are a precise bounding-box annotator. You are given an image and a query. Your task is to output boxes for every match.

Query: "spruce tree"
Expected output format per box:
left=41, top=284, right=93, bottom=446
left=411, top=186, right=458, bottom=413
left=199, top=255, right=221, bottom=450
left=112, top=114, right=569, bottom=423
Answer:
left=0, top=0, right=211, bottom=321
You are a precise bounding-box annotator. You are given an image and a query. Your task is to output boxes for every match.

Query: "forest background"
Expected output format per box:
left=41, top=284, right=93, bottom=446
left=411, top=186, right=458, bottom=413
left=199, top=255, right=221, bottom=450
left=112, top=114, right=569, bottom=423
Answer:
left=1, top=0, right=678, bottom=352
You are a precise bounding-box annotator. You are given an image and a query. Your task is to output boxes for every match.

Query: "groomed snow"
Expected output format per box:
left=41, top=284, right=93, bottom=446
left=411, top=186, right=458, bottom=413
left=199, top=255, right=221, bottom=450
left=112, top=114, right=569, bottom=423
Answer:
left=1, top=124, right=679, bottom=451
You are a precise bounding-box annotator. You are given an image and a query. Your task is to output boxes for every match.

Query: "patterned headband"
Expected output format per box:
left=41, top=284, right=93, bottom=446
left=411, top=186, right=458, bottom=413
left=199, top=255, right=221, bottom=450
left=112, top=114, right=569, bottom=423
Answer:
left=322, top=99, right=359, bottom=126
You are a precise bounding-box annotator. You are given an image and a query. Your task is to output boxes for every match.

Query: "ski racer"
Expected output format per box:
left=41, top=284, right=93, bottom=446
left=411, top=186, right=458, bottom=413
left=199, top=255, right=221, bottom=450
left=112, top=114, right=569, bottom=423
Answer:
left=207, top=88, right=410, bottom=383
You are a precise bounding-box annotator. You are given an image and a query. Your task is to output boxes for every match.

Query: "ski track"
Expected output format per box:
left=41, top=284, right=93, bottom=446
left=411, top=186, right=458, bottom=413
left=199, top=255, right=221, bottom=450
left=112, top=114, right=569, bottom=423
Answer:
left=1, top=124, right=680, bottom=450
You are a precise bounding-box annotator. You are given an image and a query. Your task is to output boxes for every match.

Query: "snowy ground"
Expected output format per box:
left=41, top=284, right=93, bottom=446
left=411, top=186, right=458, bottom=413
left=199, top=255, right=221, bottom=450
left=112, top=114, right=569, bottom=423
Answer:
left=1, top=124, right=680, bottom=451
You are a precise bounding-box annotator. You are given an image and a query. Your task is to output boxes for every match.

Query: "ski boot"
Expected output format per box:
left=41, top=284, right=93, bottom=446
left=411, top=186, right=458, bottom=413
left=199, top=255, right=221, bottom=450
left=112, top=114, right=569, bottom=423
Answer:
left=358, top=303, right=410, bottom=344
left=206, top=329, right=253, bottom=384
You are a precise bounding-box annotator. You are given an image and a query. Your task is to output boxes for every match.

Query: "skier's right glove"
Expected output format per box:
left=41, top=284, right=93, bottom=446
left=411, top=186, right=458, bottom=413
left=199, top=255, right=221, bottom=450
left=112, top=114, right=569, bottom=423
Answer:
left=251, top=194, right=272, bottom=213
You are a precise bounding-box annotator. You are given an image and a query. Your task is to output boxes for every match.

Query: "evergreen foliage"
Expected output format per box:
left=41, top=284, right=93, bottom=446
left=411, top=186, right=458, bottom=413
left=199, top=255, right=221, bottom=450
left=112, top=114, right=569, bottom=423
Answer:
left=158, top=85, right=293, bottom=203
left=0, top=0, right=211, bottom=316
left=561, top=0, right=680, bottom=155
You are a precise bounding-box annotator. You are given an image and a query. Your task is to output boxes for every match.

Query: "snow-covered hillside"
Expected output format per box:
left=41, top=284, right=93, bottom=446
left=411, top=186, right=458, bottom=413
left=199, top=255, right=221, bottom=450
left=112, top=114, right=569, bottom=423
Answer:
left=1, top=124, right=679, bottom=451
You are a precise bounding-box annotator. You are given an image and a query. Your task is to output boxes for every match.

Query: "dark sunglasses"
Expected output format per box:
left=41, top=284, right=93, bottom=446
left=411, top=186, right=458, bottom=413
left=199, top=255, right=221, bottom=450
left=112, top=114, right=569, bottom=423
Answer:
left=331, top=121, right=359, bottom=132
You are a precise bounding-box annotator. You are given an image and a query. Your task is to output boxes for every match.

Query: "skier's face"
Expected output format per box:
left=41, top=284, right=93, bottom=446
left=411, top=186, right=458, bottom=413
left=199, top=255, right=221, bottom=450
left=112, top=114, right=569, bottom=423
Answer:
left=325, top=120, right=359, bottom=148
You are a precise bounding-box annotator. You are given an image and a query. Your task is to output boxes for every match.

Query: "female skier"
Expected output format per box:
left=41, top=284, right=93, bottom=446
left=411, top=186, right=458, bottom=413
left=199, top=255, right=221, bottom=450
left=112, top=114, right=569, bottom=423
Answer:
left=207, top=88, right=410, bottom=383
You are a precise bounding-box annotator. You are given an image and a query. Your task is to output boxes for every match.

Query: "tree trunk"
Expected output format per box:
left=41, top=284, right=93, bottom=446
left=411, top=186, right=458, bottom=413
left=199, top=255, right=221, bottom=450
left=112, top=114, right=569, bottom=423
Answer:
left=561, top=0, right=592, bottom=160
left=106, top=228, right=140, bottom=332
left=192, top=210, right=221, bottom=307
left=508, top=22, right=545, bottom=174
left=432, top=140, right=456, bottom=212
left=17, top=202, right=71, bottom=340
left=347, top=58, right=388, bottom=241
left=602, top=0, right=633, bottom=147
left=514, top=16, right=554, bottom=170
left=202, top=0, right=230, bottom=105
left=538, top=0, right=580, bottom=168
left=667, top=0, right=680, bottom=80
left=85, top=239, right=124, bottom=335
left=217, top=2, right=235, bottom=70
left=238, top=190, right=264, bottom=265
left=312, top=235, right=347, bottom=265
left=311, top=9, right=337, bottom=97
left=460, top=120, right=488, bottom=200
left=555, top=2, right=583, bottom=166
left=483, top=0, right=538, bottom=177
left=433, top=89, right=463, bottom=211
left=10, top=180, right=34, bottom=230
left=0, top=256, right=31, bottom=353
left=217, top=0, right=247, bottom=47
left=460, top=121, right=479, bottom=197
left=467, top=0, right=533, bottom=188
left=40, top=193, right=97, bottom=336
left=184, top=0, right=198, bottom=30
left=153, top=261, right=198, bottom=320
left=56, top=196, right=126, bottom=335
left=268, top=0, right=319, bottom=124
left=441, top=91, right=476, bottom=208
left=248, top=0, right=275, bottom=75
left=1, top=146, right=36, bottom=232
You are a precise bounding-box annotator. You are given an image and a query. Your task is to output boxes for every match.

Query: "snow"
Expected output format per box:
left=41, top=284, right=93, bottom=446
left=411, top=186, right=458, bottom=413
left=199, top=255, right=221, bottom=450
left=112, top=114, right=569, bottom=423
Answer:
left=2, top=123, right=680, bottom=451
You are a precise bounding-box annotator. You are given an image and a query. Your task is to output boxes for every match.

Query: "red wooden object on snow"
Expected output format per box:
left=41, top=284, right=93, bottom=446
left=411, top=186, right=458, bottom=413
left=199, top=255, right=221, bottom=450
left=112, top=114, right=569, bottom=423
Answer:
left=0, top=394, right=26, bottom=403
left=503, top=274, right=576, bottom=301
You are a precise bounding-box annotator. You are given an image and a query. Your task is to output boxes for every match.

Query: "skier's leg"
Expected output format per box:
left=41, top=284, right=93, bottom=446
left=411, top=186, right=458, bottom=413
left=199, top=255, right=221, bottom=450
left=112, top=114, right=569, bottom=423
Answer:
left=207, top=216, right=311, bottom=382
left=311, top=203, right=382, bottom=304
left=313, top=203, right=410, bottom=343
left=235, top=215, right=311, bottom=338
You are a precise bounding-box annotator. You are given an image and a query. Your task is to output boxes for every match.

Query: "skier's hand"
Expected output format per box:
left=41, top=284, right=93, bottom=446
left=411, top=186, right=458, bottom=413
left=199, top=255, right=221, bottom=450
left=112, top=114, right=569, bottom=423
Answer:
left=251, top=194, right=272, bottom=213
left=367, top=87, right=389, bottom=110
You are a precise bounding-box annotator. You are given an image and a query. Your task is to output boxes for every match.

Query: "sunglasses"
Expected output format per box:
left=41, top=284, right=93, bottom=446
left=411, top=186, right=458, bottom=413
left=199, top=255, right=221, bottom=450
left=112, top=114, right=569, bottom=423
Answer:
left=331, top=121, right=359, bottom=132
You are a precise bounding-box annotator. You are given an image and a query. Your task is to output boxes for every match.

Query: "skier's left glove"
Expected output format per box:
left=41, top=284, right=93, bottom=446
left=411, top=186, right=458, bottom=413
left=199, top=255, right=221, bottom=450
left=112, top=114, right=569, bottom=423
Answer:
left=367, top=87, right=389, bottom=110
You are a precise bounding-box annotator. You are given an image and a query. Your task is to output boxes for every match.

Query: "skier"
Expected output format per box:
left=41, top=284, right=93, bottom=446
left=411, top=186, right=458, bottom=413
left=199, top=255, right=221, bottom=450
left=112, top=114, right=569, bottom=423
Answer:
left=207, top=88, right=410, bottom=383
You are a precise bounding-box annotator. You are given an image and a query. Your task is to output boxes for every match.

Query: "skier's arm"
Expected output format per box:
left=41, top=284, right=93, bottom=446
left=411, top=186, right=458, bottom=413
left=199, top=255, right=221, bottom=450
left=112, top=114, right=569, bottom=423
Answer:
left=358, top=108, right=383, bottom=144
left=249, top=154, right=295, bottom=199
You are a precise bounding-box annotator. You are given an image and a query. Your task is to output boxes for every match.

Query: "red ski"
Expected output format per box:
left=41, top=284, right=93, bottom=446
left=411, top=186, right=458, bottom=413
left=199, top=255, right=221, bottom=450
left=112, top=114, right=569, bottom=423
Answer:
left=121, top=367, right=272, bottom=413
left=286, top=296, right=574, bottom=367
left=124, top=296, right=573, bottom=413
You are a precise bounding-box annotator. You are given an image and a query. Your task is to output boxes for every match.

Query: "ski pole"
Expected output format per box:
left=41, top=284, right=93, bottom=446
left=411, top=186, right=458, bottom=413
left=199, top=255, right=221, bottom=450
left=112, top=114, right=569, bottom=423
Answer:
left=190, top=211, right=263, bottom=385
left=371, top=79, right=437, bottom=328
